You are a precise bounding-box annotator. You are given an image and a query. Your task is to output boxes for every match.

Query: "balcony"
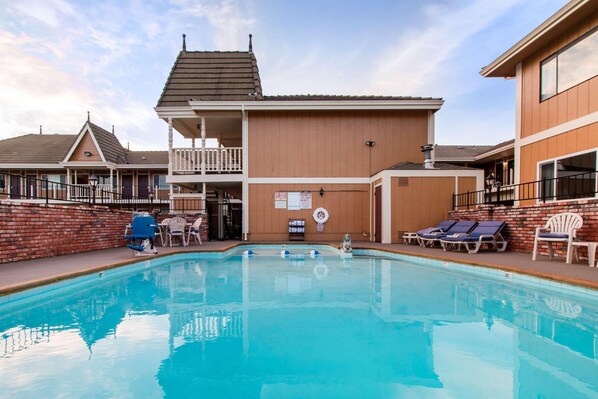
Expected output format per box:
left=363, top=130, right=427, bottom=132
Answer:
left=172, top=147, right=242, bottom=174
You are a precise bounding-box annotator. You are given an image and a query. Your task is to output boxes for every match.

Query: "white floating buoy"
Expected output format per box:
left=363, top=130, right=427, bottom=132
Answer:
left=243, top=250, right=254, bottom=257
left=309, top=250, right=320, bottom=258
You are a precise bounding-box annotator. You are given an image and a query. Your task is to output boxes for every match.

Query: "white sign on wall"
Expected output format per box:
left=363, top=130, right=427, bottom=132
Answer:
left=300, top=192, right=312, bottom=209
left=287, top=192, right=301, bottom=210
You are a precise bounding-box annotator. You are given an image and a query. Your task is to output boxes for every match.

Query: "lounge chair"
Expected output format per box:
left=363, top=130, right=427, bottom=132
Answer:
left=416, top=220, right=457, bottom=236
left=439, top=221, right=508, bottom=253
left=124, top=214, right=158, bottom=256
left=532, top=212, right=583, bottom=263
left=417, top=220, right=477, bottom=247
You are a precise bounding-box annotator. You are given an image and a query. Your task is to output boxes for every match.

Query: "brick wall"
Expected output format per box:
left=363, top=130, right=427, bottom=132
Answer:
left=449, top=200, right=598, bottom=255
left=0, top=201, right=132, bottom=263
left=0, top=202, right=210, bottom=264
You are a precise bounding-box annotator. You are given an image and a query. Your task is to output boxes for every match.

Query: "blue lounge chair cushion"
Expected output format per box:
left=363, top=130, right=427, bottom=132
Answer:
left=538, top=233, right=569, bottom=239
left=418, top=221, right=477, bottom=240
left=417, top=227, right=442, bottom=235
left=417, top=221, right=456, bottom=236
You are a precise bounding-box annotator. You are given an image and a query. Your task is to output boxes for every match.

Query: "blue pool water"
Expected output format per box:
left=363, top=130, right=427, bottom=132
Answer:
left=1, top=246, right=598, bottom=398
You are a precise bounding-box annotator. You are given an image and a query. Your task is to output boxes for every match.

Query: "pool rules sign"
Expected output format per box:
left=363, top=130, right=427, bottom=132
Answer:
left=274, top=191, right=312, bottom=210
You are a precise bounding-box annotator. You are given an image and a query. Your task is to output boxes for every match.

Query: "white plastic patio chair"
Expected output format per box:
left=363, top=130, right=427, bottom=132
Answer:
left=157, top=218, right=171, bottom=246
left=532, top=212, right=583, bottom=263
left=187, top=216, right=203, bottom=245
left=167, top=216, right=187, bottom=247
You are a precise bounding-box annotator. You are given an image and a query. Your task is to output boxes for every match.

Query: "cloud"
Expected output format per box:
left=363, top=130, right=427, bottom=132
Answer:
left=0, top=31, right=92, bottom=136
left=10, top=0, right=77, bottom=28
left=174, top=0, right=255, bottom=50
left=368, top=0, right=522, bottom=96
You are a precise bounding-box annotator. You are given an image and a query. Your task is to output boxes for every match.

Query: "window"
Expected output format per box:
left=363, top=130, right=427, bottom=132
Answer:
left=153, top=174, right=168, bottom=189
left=540, top=28, right=598, bottom=101
left=41, top=174, right=66, bottom=189
left=539, top=151, right=596, bottom=201
left=0, top=174, right=5, bottom=189
left=493, top=158, right=515, bottom=186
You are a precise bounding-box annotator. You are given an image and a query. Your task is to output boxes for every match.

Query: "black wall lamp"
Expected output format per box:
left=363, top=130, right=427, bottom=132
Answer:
left=84, top=151, right=92, bottom=157
left=319, top=187, right=324, bottom=197
left=365, top=141, right=376, bottom=147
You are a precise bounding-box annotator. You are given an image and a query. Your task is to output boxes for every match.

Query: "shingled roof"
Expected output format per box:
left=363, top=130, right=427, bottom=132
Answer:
left=88, top=123, right=128, bottom=164
left=435, top=139, right=514, bottom=160
left=0, top=134, right=77, bottom=164
left=0, top=122, right=169, bottom=166
left=157, top=51, right=263, bottom=107
left=126, top=151, right=168, bottom=164
left=387, top=162, right=478, bottom=171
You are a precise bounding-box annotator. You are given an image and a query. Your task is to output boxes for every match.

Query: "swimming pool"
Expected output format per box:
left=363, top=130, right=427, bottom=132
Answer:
left=1, top=245, right=597, bottom=398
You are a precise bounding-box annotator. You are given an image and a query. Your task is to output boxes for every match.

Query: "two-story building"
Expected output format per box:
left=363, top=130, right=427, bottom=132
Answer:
left=155, top=36, right=484, bottom=243
left=481, top=0, right=597, bottom=204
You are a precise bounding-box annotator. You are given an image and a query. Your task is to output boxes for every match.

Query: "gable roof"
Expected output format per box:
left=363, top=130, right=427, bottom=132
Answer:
left=0, top=122, right=168, bottom=167
left=157, top=51, right=263, bottom=107
left=0, top=134, right=77, bottom=164
left=88, top=123, right=128, bottom=164
left=481, top=0, right=596, bottom=77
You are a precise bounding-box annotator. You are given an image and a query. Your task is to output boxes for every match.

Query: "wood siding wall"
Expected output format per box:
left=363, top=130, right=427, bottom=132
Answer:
left=69, top=132, right=102, bottom=162
left=457, top=176, right=477, bottom=195
left=248, top=111, right=429, bottom=178
left=519, top=122, right=598, bottom=206
left=248, top=183, right=369, bottom=241
left=391, top=176, right=455, bottom=243
left=520, top=10, right=598, bottom=139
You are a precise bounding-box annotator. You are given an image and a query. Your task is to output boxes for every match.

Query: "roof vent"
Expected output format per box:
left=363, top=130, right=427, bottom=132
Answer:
left=182, top=33, right=186, bottom=52
left=39, top=125, right=42, bottom=135
left=248, top=33, right=253, bottom=52
left=87, top=111, right=90, bottom=122
left=421, top=144, right=434, bottom=169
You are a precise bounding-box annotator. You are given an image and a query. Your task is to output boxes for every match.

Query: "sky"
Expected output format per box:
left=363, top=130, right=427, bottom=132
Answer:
left=0, top=0, right=567, bottom=150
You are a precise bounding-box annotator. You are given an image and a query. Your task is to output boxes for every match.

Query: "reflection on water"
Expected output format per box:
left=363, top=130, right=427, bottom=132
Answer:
left=1, top=254, right=598, bottom=398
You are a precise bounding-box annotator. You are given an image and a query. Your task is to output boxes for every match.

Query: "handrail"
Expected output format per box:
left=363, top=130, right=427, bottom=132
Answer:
left=453, top=170, right=597, bottom=209
left=172, top=147, right=242, bottom=173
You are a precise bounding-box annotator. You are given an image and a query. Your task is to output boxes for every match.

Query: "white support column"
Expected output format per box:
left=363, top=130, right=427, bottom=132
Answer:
left=202, top=182, right=206, bottom=212
left=168, top=118, right=173, bottom=177
left=382, top=173, right=392, bottom=244
left=66, top=169, right=71, bottom=200
left=514, top=62, right=523, bottom=206
left=191, top=138, right=196, bottom=172
left=168, top=118, right=174, bottom=211
left=428, top=110, right=436, bottom=161
left=201, top=117, right=206, bottom=176
left=109, top=168, right=114, bottom=201
left=242, top=109, right=249, bottom=240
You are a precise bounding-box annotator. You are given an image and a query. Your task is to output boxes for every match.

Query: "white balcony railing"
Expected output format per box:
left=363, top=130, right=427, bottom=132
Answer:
left=172, top=147, right=242, bottom=174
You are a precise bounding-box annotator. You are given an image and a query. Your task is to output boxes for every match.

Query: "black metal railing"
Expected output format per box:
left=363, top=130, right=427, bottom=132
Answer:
left=454, top=170, right=597, bottom=209
left=0, top=172, right=170, bottom=212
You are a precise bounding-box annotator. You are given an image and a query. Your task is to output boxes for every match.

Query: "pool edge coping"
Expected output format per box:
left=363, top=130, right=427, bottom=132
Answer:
left=2, top=242, right=597, bottom=296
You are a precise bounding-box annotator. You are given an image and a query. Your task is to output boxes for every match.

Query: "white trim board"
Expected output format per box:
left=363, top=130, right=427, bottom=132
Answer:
left=518, top=110, right=598, bottom=147
left=186, top=99, right=444, bottom=111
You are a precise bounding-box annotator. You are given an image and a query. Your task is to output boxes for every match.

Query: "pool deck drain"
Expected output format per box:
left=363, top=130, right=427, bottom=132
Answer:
left=1, top=241, right=598, bottom=295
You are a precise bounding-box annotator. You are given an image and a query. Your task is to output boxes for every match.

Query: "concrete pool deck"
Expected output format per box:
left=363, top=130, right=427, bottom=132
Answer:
left=1, top=240, right=598, bottom=295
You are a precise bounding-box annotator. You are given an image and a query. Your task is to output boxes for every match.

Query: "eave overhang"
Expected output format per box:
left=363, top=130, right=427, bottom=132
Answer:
left=481, top=0, right=594, bottom=78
